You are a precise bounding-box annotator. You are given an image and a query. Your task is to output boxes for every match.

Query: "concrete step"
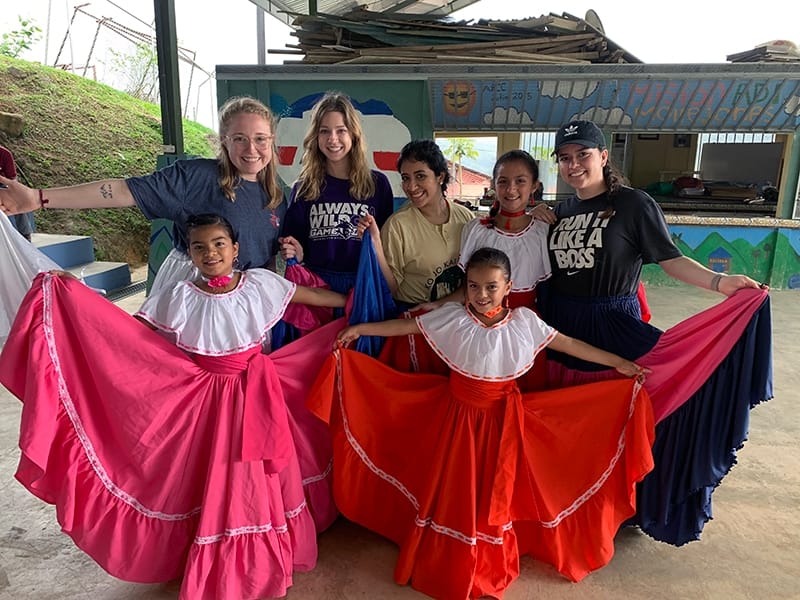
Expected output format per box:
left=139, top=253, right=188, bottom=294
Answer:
left=31, top=232, right=94, bottom=268
left=29, top=232, right=132, bottom=295
left=65, top=261, right=132, bottom=296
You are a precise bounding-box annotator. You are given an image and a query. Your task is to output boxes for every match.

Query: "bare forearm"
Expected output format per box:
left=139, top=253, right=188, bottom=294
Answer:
left=659, top=256, right=715, bottom=289
left=548, top=333, right=626, bottom=370
left=342, top=318, right=420, bottom=341
left=292, top=285, right=347, bottom=307
left=43, top=180, right=136, bottom=209
left=659, top=255, right=763, bottom=295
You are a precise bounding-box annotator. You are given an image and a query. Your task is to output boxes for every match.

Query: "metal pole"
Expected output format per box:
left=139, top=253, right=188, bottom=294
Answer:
left=779, top=129, right=800, bottom=219
left=257, top=6, right=266, bottom=65
left=44, top=0, right=53, bottom=64
left=153, top=0, right=184, bottom=156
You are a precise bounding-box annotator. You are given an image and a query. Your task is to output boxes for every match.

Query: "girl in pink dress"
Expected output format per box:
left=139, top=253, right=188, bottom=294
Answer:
left=0, top=213, right=346, bottom=599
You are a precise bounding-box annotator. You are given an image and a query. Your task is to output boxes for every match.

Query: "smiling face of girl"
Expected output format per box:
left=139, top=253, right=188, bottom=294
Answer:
left=188, top=223, right=239, bottom=280
left=466, top=264, right=512, bottom=323
left=494, top=158, right=537, bottom=213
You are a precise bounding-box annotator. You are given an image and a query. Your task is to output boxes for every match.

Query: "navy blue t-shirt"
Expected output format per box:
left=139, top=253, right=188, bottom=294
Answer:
left=126, top=158, right=285, bottom=270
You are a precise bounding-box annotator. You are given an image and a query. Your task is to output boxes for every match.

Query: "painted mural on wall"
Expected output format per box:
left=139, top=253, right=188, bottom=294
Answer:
left=431, top=78, right=800, bottom=132
left=641, top=225, right=800, bottom=290
left=271, top=93, right=411, bottom=197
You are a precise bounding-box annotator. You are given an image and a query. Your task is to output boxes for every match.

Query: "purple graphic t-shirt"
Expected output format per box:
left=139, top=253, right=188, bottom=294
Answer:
left=282, top=171, right=394, bottom=274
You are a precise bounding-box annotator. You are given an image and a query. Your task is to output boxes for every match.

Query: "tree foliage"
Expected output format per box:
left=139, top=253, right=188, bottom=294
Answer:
left=0, top=16, right=42, bottom=58
left=109, top=42, right=159, bottom=103
left=443, top=137, right=479, bottom=197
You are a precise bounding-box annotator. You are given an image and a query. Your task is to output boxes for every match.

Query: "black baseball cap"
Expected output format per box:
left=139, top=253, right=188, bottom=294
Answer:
left=552, top=120, right=607, bottom=155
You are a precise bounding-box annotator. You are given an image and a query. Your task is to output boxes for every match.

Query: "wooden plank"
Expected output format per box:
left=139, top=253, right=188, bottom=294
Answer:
left=321, top=44, right=356, bottom=52
left=493, top=49, right=590, bottom=63
left=537, top=38, right=602, bottom=54
left=273, top=11, right=640, bottom=66
left=341, top=32, right=596, bottom=55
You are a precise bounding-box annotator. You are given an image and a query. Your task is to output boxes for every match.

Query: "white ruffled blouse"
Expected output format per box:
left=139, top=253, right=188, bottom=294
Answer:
left=416, top=302, right=557, bottom=381
left=136, top=269, right=296, bottom=356
left=458, top=218, right=551, bottom=292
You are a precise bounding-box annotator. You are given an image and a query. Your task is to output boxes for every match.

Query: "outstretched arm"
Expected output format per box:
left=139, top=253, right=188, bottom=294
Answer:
left=0, top=176, right=135, bottom=214
left=659, top=255, right=765, bottom=296
left=291, top=285, right=347, bottom=308
left=337, top=318, right=421, bottom=346
left=413, top=283, right=465, bottom=312
left=547, top=332, right=648, bottom=378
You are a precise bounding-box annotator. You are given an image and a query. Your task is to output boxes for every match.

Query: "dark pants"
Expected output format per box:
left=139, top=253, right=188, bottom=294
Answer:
left=12, top=212, right=35, bottom=240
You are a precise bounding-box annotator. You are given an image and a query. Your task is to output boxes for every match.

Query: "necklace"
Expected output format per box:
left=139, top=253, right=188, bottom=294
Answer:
left=201, top=271, right=235, bottom=289
left=498, top=208, right=527, bottom=231
left=466, top=301, right=507, bottom=321
left=483, top=305, right=505, bottom=318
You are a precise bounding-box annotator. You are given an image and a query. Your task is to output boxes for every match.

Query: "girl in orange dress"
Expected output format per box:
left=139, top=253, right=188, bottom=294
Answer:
left=309, top=247, right=656, bottom=599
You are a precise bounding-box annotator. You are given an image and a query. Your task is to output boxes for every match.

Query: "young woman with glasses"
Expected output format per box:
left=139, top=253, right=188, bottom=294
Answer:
left=0, top=96, right=285, bottom=296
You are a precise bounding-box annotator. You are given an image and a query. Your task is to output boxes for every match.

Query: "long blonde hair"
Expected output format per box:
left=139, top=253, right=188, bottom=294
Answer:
left=295, top=92, right=375, bottom=202
left=216, top=96, right=282, bottom=209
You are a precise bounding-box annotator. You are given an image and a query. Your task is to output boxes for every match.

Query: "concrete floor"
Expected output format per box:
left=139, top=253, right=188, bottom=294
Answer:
left=0, top=283, right=798, bottom=600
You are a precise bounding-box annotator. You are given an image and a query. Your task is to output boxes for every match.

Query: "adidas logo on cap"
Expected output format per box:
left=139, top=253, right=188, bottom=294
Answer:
left=552, top=120, right=607, bottom=154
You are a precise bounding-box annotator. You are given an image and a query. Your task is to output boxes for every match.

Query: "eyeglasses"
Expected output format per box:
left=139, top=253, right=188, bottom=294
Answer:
left=224, top=134, right=274, bottom=149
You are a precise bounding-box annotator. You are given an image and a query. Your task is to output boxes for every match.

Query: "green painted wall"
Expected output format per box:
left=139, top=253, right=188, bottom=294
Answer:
left=642, top=224, right=800, bottom=290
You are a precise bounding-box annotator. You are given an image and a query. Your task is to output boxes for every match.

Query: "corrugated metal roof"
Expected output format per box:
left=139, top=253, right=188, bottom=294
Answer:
left=250, top=0, right=481, bottom=27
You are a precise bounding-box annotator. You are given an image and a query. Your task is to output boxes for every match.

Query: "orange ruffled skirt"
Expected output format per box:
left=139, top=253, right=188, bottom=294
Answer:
left=309, top=349, right=655, bottom=599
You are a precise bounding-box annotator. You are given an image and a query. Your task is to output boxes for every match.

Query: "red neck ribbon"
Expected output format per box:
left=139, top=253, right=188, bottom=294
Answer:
left=498, top=208, right=526, bottom=230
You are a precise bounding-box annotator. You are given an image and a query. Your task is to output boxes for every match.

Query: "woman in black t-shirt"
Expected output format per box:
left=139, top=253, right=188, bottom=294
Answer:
left=532, top=120, right=771, bottom=550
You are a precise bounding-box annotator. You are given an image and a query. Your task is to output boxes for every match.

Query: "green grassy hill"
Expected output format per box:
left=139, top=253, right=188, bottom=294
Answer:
left=0, top=55, right=216, bottom=265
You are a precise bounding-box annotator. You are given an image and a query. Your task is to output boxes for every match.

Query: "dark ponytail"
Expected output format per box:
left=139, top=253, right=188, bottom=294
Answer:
left=599, top=158, right=629, bottom=219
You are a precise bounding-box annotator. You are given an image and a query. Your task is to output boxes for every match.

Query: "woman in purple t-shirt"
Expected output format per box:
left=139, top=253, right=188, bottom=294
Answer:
left=279, top=92, right=394, bottom=294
